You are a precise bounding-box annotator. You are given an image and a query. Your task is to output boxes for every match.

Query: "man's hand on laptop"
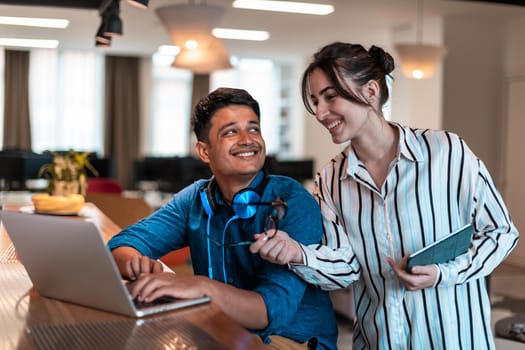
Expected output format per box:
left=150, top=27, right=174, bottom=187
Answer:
left=125, top=255, right=163, bottom=280
left=127, top=272, right=208, bottom=303
left=111, top=246, right=164, bottom=281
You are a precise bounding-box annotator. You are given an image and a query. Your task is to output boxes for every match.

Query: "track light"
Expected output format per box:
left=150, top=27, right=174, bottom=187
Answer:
left=94, top=0, right=123, bottom=47
left=95, top=21, right=110, bottom=42
left=95, top=34, right=111, bottom=45
left=104, top=15, right=122, bottom=36
left=103, top=1, right=123, bottom=36
left=94, top=0, right=148, bottom=48
left=95, top=38, right=111, bottom=47
left=95, top=21, right=111, bottom=47
left=127, top=0, right=148, bottom=9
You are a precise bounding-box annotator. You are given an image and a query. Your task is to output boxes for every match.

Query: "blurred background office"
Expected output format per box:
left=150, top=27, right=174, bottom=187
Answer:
left=1, top=0, right=525, bottom=275
left=3, top=2, right=525, bottom=347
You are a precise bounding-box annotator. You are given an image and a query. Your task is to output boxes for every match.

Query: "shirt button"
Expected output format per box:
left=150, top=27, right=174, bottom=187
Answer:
left=228, top=277, right=234, bottom=283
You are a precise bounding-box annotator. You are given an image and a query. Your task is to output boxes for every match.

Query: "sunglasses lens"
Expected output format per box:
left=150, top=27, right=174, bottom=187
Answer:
left=271, top=204, right=286, bottom=221
left=264, top=216, right=278, bottom=239
left=264, top=216, right=276, bottom=231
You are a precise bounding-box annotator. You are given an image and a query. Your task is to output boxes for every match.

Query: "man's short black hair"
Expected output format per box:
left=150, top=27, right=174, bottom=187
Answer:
left=191, top=87, right=261, bottom=142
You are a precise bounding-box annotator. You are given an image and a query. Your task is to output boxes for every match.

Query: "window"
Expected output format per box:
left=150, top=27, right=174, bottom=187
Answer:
left=147, top=55, right=282, bottom=156
left=211, top=58, right=280, bottom=154
left=3, top=50, right=290, bottom=160
left=147, top=53, right=193, bottom=156
left=29, top=49, right=104, bottom=154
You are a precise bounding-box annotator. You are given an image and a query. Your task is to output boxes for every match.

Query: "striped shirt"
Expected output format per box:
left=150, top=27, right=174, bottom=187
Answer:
left=291, top=124, right=519, bottom=349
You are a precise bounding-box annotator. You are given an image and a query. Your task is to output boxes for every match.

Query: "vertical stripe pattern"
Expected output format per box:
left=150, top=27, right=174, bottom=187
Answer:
left=291, top=124, right=519, bottom=349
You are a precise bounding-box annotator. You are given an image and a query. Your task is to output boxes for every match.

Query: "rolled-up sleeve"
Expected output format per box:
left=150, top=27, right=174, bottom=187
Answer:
left=107, top=187, right=194, bottom=258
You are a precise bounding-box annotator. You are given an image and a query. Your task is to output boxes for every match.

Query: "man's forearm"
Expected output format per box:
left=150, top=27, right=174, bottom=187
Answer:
left=111, top=246, right=141, bottom=275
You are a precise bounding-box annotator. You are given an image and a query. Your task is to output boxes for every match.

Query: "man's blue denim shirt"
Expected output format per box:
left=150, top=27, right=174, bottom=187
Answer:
left=108, top=171, right=338, bottom=349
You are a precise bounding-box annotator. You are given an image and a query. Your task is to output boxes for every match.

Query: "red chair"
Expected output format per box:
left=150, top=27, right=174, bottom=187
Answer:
left=161, top=248, right=191, bottom=268
left=87, top=178, right=123, bottom=194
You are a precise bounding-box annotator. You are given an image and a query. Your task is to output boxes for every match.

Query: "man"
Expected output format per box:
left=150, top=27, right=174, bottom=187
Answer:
left=108, top=87, right=338, bottom=349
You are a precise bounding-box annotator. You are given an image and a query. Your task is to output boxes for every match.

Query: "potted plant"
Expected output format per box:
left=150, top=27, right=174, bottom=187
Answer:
left=31, top=151, right=98, bottom=214
left=38, top=150, right=98, bottom=196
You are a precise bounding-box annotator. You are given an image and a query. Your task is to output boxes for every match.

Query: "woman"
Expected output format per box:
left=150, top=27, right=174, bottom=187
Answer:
left=250, top=42, right=518, bottom=349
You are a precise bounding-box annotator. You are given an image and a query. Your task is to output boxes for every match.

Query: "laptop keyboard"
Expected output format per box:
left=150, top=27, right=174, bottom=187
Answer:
left=133, top=296, right=179, bottom=309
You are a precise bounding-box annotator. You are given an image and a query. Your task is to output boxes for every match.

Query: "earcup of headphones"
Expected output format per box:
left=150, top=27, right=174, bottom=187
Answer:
left=232, top=189, right=261, bottom=219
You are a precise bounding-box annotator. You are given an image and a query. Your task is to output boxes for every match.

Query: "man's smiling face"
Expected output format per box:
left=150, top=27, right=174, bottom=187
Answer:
left=198, top=105, right=266, bottom=182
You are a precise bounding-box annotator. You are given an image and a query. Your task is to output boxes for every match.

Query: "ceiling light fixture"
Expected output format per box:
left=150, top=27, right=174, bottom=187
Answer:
left=171, top=37, right=232, bottom=74
left=394, top=0, right=446, bottom=79
left=156, top=3, right=224, bottom=49
left=126, top=0, right=149, bottom=9
left=232, top=0, right=334, bottom=15
left=95, top=30, right=112, bottom=45
left=95, top=19, right=112, bottom=44
left=95, top=0, right=126, bottom=48
left=156, top=2, right=233, bottom=73
left=95, top=39, right=111, bottom=48
left=0, top=38, right=59, bottom=49
left=0, top=16, right=69, bottom=28
left=212, top=28, right=270, bottom=41
left=103, top=1, right=123, bottom=36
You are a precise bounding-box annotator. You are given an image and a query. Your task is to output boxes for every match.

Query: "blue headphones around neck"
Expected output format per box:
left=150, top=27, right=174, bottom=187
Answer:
left=199, top=170, right=269, bottom=220
left=199, top=170, right=269, bottom=281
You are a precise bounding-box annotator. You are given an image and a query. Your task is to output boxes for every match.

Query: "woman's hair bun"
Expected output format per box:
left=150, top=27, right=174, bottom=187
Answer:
left=369, top=45, right=395, bottom=75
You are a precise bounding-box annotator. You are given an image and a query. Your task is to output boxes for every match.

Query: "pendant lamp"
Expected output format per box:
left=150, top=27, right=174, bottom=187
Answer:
left=156, top=2, right=232, bottom=73
left=394, top=0, right=446, bottom=79
left=172, top=37, right=232, bottom=74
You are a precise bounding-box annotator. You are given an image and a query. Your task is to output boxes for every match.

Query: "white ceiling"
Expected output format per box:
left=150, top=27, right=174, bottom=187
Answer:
left=0, top=0, right=524, bottom=59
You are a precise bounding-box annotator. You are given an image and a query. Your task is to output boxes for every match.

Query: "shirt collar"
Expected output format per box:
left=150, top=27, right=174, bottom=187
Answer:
left=393, top=122, right=425, bottom=163
left=214, top=169, right=267, bottom=207
left=343, top=122, right=425, bottom=179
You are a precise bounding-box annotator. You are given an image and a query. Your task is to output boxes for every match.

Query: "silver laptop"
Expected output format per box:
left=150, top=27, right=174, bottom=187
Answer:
left=0, top=210, right=210, bottom=317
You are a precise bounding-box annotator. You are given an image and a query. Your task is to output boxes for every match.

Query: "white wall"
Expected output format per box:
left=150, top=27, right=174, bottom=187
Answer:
left=442, top=16, right=505, bottom=178
left=283, top=56, right=308, bottom=159
left=441, top=15, right=525, bottom=267
left=501, top=18, right=525, bottom=267
left=502, top=78, right=525, bottom=267
left=505, top=18, right=525, bottom=77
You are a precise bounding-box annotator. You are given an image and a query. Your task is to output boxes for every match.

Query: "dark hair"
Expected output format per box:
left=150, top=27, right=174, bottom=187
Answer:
left=301, top=42, right=395, bottom=115
left=191, top=87, right=261, bottom=142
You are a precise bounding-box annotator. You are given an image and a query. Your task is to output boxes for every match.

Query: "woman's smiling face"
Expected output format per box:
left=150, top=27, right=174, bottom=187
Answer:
left=308, top=68, right=372, bottom=144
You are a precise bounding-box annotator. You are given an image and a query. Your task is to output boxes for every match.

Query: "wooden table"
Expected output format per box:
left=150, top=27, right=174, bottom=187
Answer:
left=0, top=204, right=264, bottom=350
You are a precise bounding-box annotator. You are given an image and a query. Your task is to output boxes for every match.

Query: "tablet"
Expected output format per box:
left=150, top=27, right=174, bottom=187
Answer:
left=406, top=224, right=473, bottom=271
